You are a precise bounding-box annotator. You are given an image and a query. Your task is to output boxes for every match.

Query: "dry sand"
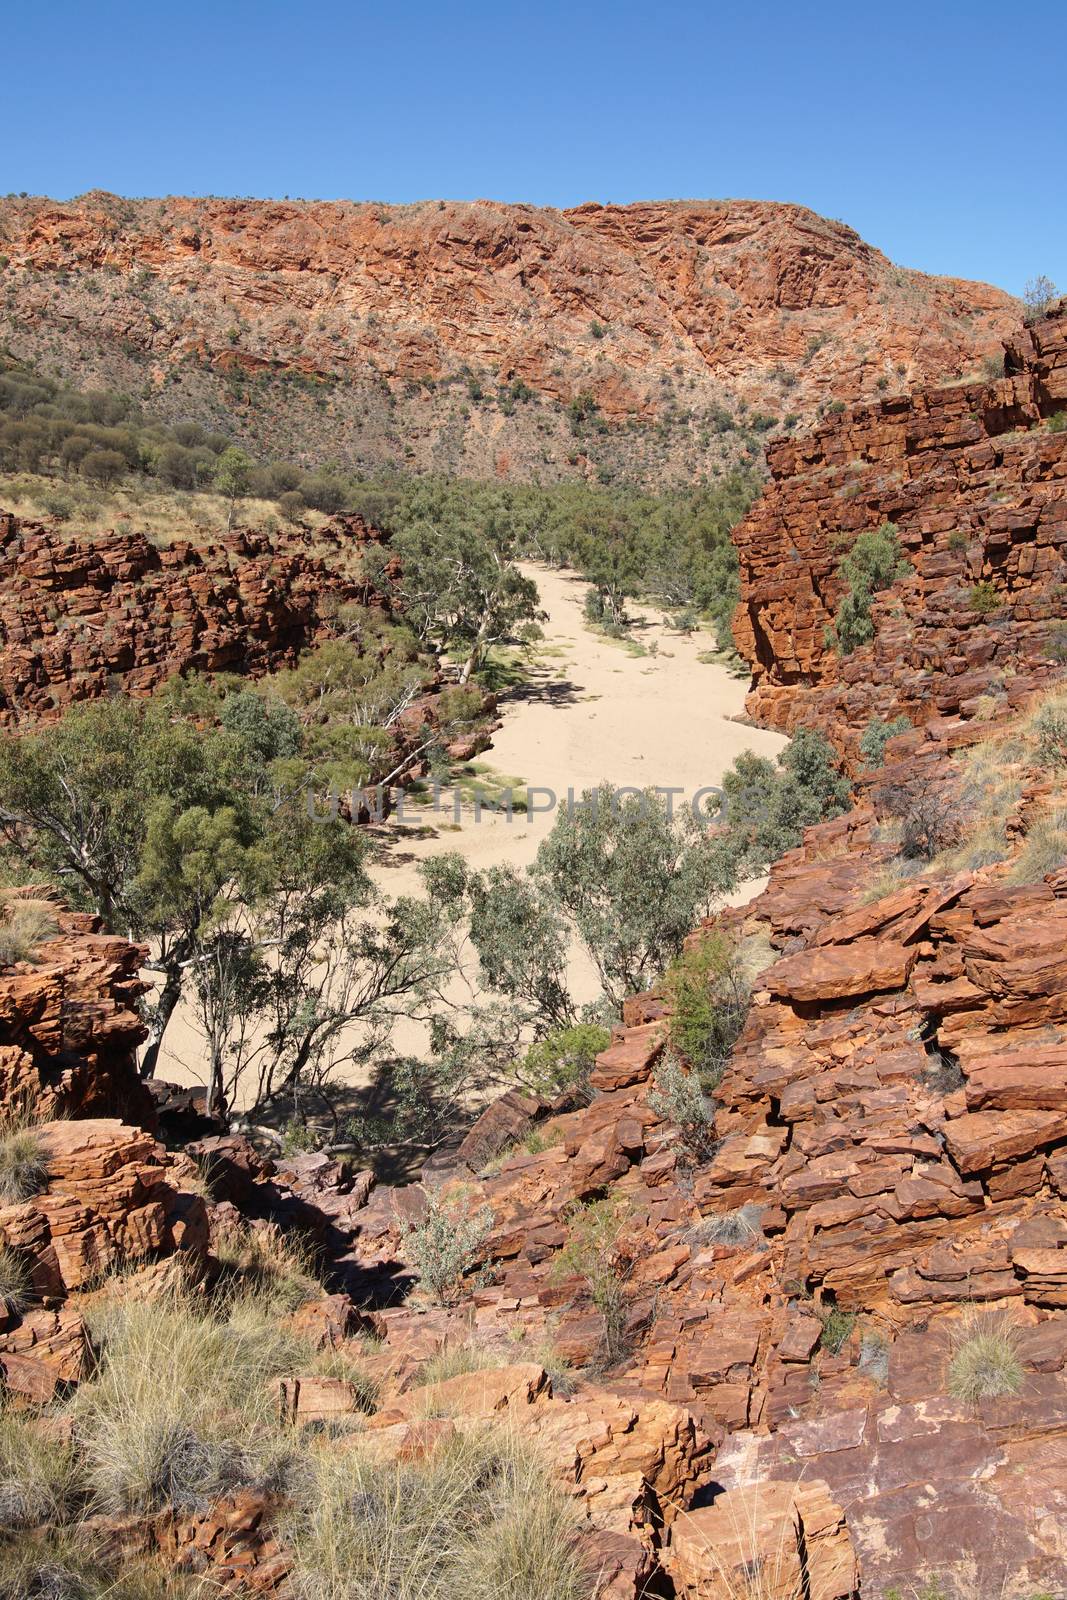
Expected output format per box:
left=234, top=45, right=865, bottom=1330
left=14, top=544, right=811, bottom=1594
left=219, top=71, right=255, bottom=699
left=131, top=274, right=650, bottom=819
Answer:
left=154, top=563, right=787, bottom=1097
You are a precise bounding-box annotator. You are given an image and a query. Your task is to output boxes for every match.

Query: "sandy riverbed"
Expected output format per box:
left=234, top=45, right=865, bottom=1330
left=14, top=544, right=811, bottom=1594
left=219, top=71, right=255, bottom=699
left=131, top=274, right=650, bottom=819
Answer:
left=154, top=563, right=787, bottom=1098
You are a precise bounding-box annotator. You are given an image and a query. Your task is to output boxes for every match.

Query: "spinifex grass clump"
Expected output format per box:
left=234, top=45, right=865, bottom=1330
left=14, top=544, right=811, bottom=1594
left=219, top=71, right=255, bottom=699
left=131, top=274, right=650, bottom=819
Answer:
left=0, top=1113, right=50, bottom=1203
left=946, top=1307, right=1024, bottom=1404
left=283, top=1426, right=593, bottom=1600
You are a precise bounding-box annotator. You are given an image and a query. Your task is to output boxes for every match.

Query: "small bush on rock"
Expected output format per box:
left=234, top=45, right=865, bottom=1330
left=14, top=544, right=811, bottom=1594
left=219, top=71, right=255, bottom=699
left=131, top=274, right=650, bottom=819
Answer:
left=399, top=1193, right=494, bottom=1306
left=859, top=714, right=912, bottom=770
left=827, top=523, right=908, bottom=654
left=968, top=580, right=1001, bottom=616
left=877, top=776, right=963, bottom=860
left=556, top=1198, right=631, bottom=1365
left=649, top=1049, right=718, bottom=1156
left=718, top=728, right=850, bottom=878
left=664, top=932, right=752, bottom=1090
left=818, top=1306, right=857, bottom=1355
left=1032, top=703, right=1067, bottom=768
left=517, top=1023, right=611, bottom=1102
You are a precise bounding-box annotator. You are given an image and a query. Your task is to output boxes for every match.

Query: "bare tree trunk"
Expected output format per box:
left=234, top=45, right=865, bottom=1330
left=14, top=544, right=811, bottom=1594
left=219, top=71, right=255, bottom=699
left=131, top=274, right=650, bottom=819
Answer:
left=138, top=966, right=183, bottom=1080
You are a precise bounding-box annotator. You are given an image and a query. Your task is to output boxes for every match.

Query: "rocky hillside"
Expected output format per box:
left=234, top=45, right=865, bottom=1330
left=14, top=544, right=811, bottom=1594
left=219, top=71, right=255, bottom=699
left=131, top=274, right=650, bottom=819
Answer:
left=0, top=194, right=1018, bottom=487
left=732, top=304, right=1067, bottom=760
left=2, top=312, right=1066, bottom=1597
left=4, top=676, right=1066, bottom=1594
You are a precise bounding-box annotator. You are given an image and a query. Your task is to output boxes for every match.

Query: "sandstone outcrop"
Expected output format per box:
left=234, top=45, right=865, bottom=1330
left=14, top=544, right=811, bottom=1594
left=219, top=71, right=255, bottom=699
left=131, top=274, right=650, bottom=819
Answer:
left=0, top=898, right=153, bottom=1124
left=732, top=305, right=1067, bottom=760
left=0, top=194, right=1017, bottom=484
left=0, top=1118, right=206, bottom=1298
left=0, top=510, right=395, bottom=726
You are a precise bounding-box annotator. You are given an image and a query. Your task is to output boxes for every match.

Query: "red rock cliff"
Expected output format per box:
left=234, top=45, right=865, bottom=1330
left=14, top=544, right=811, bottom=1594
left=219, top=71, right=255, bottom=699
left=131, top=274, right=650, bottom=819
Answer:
left=0, top=511, right=394, bottom=725
left=732, top=306, right=1067, bottom=758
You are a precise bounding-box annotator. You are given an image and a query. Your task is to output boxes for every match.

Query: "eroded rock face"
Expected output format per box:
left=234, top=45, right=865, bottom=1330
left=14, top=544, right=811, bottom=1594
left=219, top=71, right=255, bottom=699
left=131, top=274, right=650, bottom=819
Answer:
left=0, top=1118, right=206, bottom=1297
left=0, top=899, right=153, bottom=1125
left=0, top=194, right=1017, bottom=482
left=732, top=306, right=1067, bottom=761
left=0, top=510, right=395, bottom=726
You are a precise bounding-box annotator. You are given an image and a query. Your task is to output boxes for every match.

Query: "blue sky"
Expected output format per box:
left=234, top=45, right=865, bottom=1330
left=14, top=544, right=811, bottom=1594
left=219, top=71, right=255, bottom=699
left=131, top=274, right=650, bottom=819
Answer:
left=5, top=0, right=1064, bottom=297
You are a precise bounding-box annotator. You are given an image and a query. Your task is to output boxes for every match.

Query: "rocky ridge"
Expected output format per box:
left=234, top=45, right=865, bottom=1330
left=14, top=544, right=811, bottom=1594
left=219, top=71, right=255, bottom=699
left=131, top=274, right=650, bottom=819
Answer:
left=0, top=510, right=395, bottom=726
left=0, top=194, right=1018, bottom=485
left=733, top=304, right=1067, bottom=761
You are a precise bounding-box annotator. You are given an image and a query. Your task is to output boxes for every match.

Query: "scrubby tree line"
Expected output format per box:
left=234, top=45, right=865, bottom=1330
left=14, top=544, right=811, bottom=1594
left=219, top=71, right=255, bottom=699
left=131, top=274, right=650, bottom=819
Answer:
left=0, top=635, right=848, bottom=1148
left=1, top=354, right=760, bottom=654
left=363, top=472, right=760, bottom=655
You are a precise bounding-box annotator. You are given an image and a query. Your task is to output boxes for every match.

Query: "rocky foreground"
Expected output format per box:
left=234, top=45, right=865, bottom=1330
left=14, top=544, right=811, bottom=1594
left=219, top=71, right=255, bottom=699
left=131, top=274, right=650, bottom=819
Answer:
left=1, top=315, right=1066, bottom=1597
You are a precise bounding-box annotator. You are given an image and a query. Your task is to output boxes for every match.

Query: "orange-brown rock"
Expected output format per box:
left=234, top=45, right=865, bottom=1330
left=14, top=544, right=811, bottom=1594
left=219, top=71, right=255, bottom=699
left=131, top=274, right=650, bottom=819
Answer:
left=0, top=1117, right=207, bottom=1297
left=665, top=1477, right=857, bottom=1600
left=0, top=194, right=1017, bottom=484
left=732, top=305, right=1067, bottom=760
left=0, top=510, right=395, bottom=726
left=0, top=900, right=153, bottom=1125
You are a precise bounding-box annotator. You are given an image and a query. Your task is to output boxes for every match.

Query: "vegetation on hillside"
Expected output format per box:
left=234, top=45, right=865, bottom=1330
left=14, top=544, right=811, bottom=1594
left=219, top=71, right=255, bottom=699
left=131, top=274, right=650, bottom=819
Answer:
left=0, top=353, right=760, bottom=656
left=826, top=523, right=909, bottom=655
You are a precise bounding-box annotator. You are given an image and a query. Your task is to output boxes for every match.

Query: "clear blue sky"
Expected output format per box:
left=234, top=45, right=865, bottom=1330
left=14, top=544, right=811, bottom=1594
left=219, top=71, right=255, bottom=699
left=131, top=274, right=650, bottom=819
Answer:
left=5, top=0, right=1064, bottom=297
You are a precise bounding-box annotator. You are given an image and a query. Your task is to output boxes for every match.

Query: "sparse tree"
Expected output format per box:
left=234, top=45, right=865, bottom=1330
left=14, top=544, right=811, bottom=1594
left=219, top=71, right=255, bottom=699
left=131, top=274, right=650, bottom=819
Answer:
left=1023, top=275, right=1060, bottom=319
left=214, top=446, right=254, bottom=528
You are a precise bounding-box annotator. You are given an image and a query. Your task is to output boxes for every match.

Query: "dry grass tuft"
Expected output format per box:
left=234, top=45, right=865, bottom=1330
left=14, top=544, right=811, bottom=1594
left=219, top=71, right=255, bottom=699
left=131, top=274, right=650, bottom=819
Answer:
left=76, top=1292, right=302, bottom=1513
left=0, top=1245, right=32, bottom=1314
left=211, top=1218, right=323, bottom=1312
left=946, top=1307, right=1024, bottom=1404
left=282, top=1424, right=595, bottom=1600
left=1007, top=803, right=1067, bottom=883
left=692, top=1204, right=765, bottom=1249
left=0, top=1112, right=50, bottom=1203
left=0, top=898, right=59, bottom=967
left=411, top=1341, right=507, bottom=1388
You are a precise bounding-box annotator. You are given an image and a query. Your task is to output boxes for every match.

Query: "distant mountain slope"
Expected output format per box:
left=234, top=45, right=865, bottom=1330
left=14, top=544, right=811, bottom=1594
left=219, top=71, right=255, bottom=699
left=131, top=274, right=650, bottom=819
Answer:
left=0, top=194, right=1019, bottom=487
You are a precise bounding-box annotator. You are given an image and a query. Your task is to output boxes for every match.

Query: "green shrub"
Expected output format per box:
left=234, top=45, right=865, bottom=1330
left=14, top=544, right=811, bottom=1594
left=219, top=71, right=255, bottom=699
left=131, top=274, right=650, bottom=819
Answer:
left=946, top=1307, right=1024, bottom=1403
left=663, top=932, right=753, bottom=1089
left=818, top=1305, right=857, bottom=1354
left=968, top=580, right=1001, bottom=615
left=948, top=529, right=968, bottom=552
left=827, top=523, right=908, bottom=654
left=859, top=714, right=912, bottom=770
left=517, top=1023, right=611, bottom=1101
left=718, top=728, right=850, bottom=877
left=1047, top=411, right=1067, bottom=433
left=649, top=1049, right=717, bottom=1154
left=399, top=1193, right=494, bottom=1306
